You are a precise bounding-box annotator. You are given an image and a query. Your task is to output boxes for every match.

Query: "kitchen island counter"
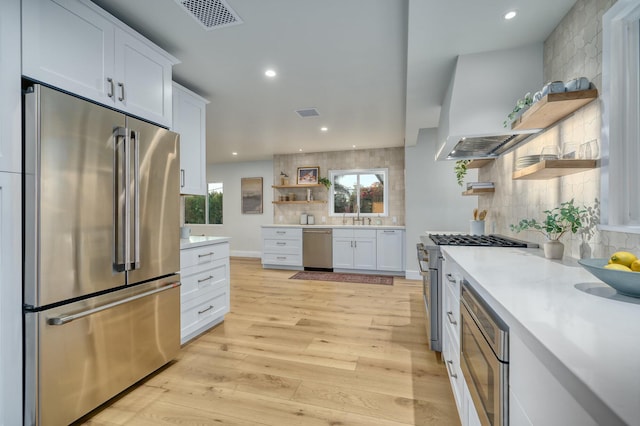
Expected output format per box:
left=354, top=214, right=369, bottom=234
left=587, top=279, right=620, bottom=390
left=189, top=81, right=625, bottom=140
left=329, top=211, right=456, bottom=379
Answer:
left=442, top=246, right=640, bottom=426
left=180, top=236, right=231, bottom=249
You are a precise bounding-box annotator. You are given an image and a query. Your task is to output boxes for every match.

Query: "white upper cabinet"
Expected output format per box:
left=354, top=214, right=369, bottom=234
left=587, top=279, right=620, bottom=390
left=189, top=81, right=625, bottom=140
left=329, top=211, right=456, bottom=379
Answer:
left=22, top=0, right=178, bottom=127
left=0, top=0, right=21, bottom=173
left=172, top=83, right=209, bottom=195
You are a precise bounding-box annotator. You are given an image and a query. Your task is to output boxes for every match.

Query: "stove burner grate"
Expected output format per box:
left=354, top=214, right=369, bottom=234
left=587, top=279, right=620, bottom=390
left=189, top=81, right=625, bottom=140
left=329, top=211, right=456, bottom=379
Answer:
left=429, top=234, right=530, bottom=248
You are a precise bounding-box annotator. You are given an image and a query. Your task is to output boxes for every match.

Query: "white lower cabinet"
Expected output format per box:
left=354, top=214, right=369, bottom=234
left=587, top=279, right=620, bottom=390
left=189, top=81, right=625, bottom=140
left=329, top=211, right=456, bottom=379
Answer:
left=180, top=241, right=230, bottom=344
left=262, top=227, right=302, bottom=268
left=509, top=331, right=598, bottom=426
left=332, top=228, right=376, bottom=270
left=376, top=229, right=404, bottom=271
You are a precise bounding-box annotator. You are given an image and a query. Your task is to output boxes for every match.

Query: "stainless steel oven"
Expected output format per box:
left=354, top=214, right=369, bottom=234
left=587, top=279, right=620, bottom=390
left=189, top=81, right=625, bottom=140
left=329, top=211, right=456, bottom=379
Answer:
left=416, top=243, right=441, bottom=352
left=460, top=280, right=509, bottom=426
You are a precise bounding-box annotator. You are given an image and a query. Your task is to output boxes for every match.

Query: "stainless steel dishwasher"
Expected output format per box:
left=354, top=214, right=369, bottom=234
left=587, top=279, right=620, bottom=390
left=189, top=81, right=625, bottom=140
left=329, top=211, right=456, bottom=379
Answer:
left=303, top=228, right=333, bottom=270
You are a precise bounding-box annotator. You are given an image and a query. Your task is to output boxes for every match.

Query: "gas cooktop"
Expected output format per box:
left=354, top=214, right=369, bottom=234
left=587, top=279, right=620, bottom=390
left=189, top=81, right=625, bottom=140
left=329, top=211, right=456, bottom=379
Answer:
left=428, top=234, right=538, bottom=248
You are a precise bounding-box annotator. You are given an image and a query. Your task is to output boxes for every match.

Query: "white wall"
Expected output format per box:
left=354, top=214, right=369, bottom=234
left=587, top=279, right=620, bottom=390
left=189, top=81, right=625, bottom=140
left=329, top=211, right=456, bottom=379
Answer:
left=404, top=128, right=478, bottom=278
left=188, top=160, right=274, bottom=257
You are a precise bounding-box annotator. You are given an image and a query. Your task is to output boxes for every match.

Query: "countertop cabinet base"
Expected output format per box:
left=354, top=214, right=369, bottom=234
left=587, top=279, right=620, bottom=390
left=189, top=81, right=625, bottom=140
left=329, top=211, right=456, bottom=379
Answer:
left=180, top=241, right=230, bottom=344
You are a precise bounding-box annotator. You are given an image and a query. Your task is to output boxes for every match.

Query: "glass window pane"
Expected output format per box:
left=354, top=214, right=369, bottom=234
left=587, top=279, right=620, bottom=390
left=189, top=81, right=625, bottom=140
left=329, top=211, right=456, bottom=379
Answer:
left=184, top=195, right=206, bottom=224
left=208, top=182, right=223, bottom=224
left=333, top=174, right=357, bottom=213
left=359, top=173, right=384, bottom=214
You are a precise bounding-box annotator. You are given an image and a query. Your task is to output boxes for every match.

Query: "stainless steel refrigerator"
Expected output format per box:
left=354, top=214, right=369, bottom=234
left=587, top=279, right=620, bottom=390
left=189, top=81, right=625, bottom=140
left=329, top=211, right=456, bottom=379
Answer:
left=23, top=84, right=181, bottom=426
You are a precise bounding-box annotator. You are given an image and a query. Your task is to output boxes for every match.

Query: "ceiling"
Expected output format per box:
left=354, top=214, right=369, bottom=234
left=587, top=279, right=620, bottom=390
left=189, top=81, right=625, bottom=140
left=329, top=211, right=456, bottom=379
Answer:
left=91, top=0, right=577, bottom=164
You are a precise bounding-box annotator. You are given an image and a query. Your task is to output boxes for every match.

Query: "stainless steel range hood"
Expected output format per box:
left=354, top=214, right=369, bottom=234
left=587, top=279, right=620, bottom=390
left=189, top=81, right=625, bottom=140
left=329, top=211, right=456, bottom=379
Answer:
left=436, top=44, right=544, bottom=160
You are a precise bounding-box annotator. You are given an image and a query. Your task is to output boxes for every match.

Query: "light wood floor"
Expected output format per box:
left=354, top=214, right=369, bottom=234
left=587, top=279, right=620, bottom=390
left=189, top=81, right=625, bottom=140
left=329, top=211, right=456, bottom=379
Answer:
left=79, top=258, right=459, bottom=426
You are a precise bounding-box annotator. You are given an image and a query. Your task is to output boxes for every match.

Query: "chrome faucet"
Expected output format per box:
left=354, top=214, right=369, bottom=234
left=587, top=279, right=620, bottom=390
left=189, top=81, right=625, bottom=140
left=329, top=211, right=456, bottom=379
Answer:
left=352, top=209, right=365, bottom=225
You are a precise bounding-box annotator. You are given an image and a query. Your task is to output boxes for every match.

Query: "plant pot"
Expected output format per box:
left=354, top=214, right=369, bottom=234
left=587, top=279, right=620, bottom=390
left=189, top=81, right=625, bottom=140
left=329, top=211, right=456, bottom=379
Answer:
left=543, top=240, right=564, bottom=259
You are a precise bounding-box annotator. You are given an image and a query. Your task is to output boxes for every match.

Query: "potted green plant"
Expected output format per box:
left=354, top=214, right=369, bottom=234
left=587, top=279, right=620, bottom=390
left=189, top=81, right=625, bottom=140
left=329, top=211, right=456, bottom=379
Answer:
left=504, top=92, right=534, bottom=128
left=510, top=199, right=587, bottom=259
left=318, top=177, right=332, bottom=189
left=454, top=160, right=470, bottom=187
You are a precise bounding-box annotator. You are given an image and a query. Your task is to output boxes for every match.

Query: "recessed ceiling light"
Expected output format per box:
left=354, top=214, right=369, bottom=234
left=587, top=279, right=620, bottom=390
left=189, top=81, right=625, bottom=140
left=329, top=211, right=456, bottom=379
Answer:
left=320, top=127, right=328, bottom=132
left=352, top=145, right=356, bottom=148
left=299, top=148, right=303, bottom=152
left=232, top=152, right=238, bottom=156
left=504, top=10, right=517, bottom=20
left=265, top=69, right=277, bottom=77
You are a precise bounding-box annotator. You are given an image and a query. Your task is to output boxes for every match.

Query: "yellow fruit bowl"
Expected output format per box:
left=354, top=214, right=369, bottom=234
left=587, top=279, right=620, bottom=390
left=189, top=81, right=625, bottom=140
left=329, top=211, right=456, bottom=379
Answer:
left=578, top=258, right=640, bottom=298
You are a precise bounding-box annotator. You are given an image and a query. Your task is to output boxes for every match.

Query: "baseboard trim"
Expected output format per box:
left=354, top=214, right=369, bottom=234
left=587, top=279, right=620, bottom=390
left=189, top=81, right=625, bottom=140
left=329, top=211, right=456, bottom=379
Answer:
left=405, top=269, right=421, bottom=281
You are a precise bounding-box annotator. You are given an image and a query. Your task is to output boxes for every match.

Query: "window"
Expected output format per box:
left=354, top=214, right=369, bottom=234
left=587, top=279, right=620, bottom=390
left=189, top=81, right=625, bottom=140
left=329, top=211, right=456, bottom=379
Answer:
left=184, top=182, right=223, bottom=224
left=329, top=169, right=388, bottom=216
left=601, top=1, right=640, bottom=232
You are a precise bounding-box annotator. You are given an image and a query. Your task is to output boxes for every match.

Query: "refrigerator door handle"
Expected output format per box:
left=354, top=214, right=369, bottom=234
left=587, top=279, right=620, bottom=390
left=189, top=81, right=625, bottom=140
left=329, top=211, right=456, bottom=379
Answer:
left=114, top=127, right=128, bottom=272
left=131, top=130, right=141, bottom=269
left=47, top=282, right=180, bottom=326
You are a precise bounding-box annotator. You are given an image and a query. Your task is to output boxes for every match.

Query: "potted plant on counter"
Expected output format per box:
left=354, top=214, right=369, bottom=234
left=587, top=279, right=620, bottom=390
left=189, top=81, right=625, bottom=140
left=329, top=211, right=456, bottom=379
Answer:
left=510, top=199, right=587, bottom=259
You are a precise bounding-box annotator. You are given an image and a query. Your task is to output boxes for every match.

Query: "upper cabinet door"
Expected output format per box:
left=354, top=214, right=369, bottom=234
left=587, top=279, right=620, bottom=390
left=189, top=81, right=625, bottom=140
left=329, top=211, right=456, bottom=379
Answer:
left=114, top=28, right=173, bottom=128
left=172, top=83, right=209, bottom=195
left=22, top=0, right=115, bottom=105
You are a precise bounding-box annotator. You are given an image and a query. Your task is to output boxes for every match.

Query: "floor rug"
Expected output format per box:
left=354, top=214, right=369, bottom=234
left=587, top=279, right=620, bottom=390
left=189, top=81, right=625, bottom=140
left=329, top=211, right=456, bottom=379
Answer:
left=289, top=271, right=393, bottom=285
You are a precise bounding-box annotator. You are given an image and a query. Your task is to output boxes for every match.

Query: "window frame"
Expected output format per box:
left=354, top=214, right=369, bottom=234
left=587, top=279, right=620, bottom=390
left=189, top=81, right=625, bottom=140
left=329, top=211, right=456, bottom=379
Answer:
left=600, top=0, right=640, bottom=234
left=184, top=182, right=223, bottom=225
left=328, top=168, right=389, bottom=217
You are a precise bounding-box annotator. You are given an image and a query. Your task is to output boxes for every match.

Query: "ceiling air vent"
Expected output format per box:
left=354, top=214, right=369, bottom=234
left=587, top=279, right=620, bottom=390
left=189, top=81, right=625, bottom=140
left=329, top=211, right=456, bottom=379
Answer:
left=176, top=0, right=243, bottom=31
left=295, top=108, right=320, bottom=118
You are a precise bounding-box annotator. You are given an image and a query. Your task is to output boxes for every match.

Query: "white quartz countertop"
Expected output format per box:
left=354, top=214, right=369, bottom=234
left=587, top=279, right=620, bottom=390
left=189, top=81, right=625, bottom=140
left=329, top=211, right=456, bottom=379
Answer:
left=262, top=224, right=405, bottom=230
left=441, top=246, right=640, bottom=426
left=180, top=236, right=231, bottom=249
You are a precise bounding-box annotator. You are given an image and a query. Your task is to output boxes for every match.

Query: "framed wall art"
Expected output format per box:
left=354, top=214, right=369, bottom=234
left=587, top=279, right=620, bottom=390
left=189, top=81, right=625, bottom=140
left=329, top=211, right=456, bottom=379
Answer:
left=296, top=166, right=319, bottom=185
left=241, top=177, right=263, bottom=214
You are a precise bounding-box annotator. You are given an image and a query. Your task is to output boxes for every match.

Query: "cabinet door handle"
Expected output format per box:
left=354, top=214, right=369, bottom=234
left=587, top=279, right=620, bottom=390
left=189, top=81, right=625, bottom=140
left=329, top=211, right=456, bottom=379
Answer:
left=107, top=77, right=114, bottom=98
left=180, top=169, right=185, bottom=188
left=445, top=360, right=458, bottom=378
left=197, top=275, right=213, bottom=283
left=354, top=241, right=357, bottom=248
left=446, top=273, right=456, bottom=283
left=117, top=82, right=125, bottom=102
left=198, top=305, right=214, bottom=315
left=446, top=311, right=457, bottom=325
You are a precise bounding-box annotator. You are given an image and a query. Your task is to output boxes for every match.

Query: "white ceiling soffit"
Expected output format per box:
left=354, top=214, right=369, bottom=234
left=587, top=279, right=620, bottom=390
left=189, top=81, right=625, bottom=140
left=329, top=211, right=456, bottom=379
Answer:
left=295, top=108, right=321, bottom=118
left=175, top=0, right=243, bottom=30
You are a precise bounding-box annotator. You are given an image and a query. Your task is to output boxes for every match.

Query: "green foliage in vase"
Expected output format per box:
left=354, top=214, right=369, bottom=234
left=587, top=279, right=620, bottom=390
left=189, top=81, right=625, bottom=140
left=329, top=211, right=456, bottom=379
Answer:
left=504, top=92, right=534, bottom=128
left=510, top=199, right=587, bottom=241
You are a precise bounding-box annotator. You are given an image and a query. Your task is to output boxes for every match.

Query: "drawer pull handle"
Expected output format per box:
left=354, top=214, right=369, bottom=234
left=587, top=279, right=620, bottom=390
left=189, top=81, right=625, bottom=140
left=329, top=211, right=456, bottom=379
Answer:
left=198, top=305, right=214, bottom=315
left=445, top=360, right=457, bottom=378
left=277, top=256, right=286, bottom=260
left=198, top=275, right=213, bottom=283
left=446, top=273, right=456, bottom=283
left=446, top=311, right=457, bottom=325
left=198, top=252, right=214, bottom=258
left=276, top=242, right=286, bottom=246
left=276, top=231, right=286, bottom=234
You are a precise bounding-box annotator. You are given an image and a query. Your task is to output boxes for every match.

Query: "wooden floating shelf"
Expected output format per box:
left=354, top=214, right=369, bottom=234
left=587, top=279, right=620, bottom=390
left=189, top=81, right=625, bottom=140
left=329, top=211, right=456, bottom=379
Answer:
left=512, top=159, right=597, bottom=180
left=466, top=159, right=494, bottom=169
left=272, top=200, right=327, bottom=204
left=462, top=188, right=495, bottom=196
left=272, top=184, right=324, bottom=189
left=511, top=89, right=598, bottom=131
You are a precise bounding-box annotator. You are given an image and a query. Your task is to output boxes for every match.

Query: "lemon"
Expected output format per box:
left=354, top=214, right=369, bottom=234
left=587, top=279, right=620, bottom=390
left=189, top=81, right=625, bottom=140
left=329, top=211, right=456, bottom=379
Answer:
left=604, top=263, right=632, bottom=272
left=609, top=251, right=638, bottom=267
left=631, top=259, right=640, bottom=272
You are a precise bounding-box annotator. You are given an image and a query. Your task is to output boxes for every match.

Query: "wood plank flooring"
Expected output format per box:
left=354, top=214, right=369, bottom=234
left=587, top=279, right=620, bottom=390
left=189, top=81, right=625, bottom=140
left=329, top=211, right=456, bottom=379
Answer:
left=78, top=258, right=459, bottom=426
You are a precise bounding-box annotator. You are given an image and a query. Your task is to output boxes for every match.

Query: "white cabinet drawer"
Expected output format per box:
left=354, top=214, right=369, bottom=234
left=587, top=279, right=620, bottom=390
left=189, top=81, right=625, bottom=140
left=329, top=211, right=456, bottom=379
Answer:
left=262, top=253, right=302, bottom=266
left=180, top=259, right=227, bottom=304
left=443, top=324, right=464, bottom=412
left=262, top=227, right=302, bottom=239
left=444, top=282, right=461, bottom=345
left=263, top=238, right=301, bottom=254
left=181, top=242, right=229, bottom=271
left=181, top=289, right=228, bottom=337
left=333, top=228, right=376, bottom=238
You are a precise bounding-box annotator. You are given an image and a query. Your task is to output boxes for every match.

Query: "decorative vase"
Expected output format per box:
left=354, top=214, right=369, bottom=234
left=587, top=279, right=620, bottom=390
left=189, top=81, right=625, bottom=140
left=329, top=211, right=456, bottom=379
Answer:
left=543, top=240, right=564, bottom=259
